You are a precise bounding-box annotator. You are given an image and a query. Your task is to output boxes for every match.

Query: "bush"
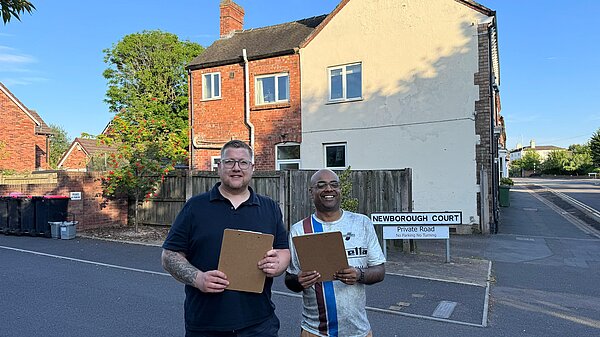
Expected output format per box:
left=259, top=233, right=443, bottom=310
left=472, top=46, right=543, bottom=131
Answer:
left=500, top=177, right=514, bottom=186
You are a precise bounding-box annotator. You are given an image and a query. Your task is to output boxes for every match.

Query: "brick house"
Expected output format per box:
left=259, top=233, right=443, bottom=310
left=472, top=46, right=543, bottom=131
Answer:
left=57, top=137, right=116, bottom=172
left=187, top=0, right=326, bottom=171
left=0, top=82, right=53, bottom=172
left=188, top=0, right=505, bottom=233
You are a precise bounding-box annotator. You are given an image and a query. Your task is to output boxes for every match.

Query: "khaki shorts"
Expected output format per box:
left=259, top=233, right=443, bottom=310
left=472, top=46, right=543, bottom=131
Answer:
left=301, top=329, right=373, bottom=337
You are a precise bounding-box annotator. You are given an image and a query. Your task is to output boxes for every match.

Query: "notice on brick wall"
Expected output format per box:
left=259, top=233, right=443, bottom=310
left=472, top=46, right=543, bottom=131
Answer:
left=70, top=191, right=82, bottom=200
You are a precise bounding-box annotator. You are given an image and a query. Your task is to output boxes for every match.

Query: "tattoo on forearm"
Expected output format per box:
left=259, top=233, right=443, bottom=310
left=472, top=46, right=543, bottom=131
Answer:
left=162, top=250, right=199, bottom=287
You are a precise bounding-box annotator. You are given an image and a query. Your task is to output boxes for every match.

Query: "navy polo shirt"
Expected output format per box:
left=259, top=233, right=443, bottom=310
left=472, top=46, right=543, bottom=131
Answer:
left=162, top=183, right=289, bottom=332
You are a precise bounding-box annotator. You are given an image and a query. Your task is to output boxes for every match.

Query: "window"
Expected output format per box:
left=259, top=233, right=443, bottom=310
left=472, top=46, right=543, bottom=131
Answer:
left=256, top=73, right=289, bottom=105
left=324, top=143, right=346, bottom=168
left=329, top=63, right=362, bottom=102
left=211, top=156, right=220, bottom=171
left=276, top=143, right=300, bottom=170
left=202, top=72, right=221, bottom=99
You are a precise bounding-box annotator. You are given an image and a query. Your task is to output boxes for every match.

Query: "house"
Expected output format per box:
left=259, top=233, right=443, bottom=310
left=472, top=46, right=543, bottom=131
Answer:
left=57, top=137, right=116, bottom=172
left=0, top=82, right=53, bottom=172
left=187, top=0, right=326, bottom=171
left=509, top=140, right=565, bottom=162
left=187, top=0, right=504, bottom=234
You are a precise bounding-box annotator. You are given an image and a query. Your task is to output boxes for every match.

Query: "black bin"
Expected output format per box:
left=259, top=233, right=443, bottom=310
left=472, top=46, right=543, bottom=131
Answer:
left=0, top=196, right=8, bottom=234
left=20, top=197, right=36, bottom=235
left=35, top=196, right=70, bottom=237
left=7, top=196, right=23, bottom=234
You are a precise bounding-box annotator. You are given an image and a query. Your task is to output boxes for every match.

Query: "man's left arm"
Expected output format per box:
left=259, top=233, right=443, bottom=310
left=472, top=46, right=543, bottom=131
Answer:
left=358, top=264, right=385, bottom=284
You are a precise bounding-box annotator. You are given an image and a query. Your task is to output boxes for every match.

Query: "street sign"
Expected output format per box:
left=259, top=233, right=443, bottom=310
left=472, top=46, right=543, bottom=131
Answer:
left=70, top=192, right=82, bottom=200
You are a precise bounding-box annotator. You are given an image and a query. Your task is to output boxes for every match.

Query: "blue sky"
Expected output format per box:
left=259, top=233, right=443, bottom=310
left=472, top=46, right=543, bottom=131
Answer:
left=1, top=0, right=598, bottom=149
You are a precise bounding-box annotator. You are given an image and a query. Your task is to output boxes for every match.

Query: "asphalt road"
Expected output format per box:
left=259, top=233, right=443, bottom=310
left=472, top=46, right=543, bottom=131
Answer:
left=2, top=177, right=600, bottom=336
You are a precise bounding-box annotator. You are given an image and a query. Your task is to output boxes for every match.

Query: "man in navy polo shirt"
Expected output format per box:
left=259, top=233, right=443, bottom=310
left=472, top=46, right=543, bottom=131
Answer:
left=161, top=140, right=290, bottom=337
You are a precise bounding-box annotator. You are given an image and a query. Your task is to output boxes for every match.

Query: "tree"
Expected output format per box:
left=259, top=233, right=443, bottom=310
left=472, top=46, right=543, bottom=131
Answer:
left=339, top=166, right=358, bottom=212
left=590, top=128, right=600, bottom=167
left=520, top=150, right=542, bottom=173
left=101, top=30, right=203, bottom=231
left=541, top=150, right=570, bottom=175
left=48, top=124, right=71, bottom=169
left=1, top=0, right=35, bottom=24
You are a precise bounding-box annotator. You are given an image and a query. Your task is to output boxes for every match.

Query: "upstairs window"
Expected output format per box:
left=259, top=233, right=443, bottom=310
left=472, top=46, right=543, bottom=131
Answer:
left=256, top=73, right=289, bottom=105
left=202, top=72, right=221, bottom=100
left=329, top=63, right=362, bottom=102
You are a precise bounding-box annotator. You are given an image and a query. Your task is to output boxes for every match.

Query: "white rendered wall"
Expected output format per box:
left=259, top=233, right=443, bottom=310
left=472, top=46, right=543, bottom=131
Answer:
left=300, top=0, right=488, bottom=224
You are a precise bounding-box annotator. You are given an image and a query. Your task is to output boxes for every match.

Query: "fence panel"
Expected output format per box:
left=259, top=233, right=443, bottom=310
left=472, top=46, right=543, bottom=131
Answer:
left=133, top=169, right=412, bottom=228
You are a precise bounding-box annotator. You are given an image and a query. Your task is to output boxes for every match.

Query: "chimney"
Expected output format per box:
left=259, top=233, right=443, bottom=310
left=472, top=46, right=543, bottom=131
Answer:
left=530, top=139, right=536, bottom=149
left=220, top=0, right=244, bottom=38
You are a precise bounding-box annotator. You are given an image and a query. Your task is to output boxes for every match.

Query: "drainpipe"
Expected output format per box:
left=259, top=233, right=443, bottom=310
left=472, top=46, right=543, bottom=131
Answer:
left=242, top=49, right=255, bottom=151
left=188, top=69, right=194, bottom=171
left=488, top=22, right=499, bottom=233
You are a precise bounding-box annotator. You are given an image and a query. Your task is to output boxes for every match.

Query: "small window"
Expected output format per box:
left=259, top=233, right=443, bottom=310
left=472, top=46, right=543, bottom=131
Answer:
left=276, top=143, right=300, bottom=170
left=203, top=72, right=221, bottom=100
left=324, top=143, right=346, bottom=168
left=329, top=63, right=362, bottom=102
left=256, top=73, right=289, bottom=105
left=211, top=156, right=220, bottom=171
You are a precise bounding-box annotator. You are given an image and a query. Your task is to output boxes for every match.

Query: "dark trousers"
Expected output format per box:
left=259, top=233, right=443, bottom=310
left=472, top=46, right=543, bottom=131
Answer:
left=185, top=314, right=280, bottom=337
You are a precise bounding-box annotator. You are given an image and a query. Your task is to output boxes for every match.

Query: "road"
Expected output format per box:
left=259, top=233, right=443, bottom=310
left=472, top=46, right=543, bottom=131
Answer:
left=1, top=177, right=600, bottom=336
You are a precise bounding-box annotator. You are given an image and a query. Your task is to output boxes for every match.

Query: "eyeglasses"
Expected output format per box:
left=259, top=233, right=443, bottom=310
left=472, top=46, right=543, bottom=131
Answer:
left=220, top=158, right=252, bottom=170
left=313, top=181, right=341, bottom=190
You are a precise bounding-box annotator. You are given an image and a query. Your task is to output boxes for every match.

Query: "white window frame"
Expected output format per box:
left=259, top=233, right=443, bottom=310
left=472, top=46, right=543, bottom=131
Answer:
left=202, top=72, right=221, bottom=100
left=211, top=156, right=220, bottom=171
left=324, top=143, right=347, bottom=169
left=328, top=62, right=362, bottom=102
left=255, top=73, right=289, bottom=105
left=275, top=143, right=300, bottom=170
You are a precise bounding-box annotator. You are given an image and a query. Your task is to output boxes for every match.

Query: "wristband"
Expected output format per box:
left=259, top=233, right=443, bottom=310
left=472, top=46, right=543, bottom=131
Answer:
left=357, top=268, right=365, bottom=283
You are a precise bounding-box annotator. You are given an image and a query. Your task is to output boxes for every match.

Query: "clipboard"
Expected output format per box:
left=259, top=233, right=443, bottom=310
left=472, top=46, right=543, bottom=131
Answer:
left=292, top=231, right=349, bottom=282
left=218, top=229, right=274, bottom=293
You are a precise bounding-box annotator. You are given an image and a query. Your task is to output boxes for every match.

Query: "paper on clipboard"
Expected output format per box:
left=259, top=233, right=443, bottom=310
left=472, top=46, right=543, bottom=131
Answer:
left=292, top=231, right=349, bottom=282
left=218, top=229, right=274, bottom=293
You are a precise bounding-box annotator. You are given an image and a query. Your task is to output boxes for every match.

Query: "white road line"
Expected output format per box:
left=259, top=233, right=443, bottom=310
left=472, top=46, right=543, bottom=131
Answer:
left=0, top=245, right=170, bottom=276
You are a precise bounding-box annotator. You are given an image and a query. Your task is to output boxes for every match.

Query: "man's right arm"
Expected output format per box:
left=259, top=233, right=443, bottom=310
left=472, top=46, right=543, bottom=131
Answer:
left=161, top=249, right=230, bottom=293
left=161, top=249, right=199, bottom=287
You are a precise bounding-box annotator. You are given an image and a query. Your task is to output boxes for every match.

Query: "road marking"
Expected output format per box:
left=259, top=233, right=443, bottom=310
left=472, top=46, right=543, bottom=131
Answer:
left=432, top=301, right=457, bottom=318
left=0, top=245, right=170, bottom=276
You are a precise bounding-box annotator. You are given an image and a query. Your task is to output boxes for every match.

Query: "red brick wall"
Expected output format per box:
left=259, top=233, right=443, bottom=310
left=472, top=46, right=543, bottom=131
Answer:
left=0, top=90, right=48, bottom=172
left=220, top=1, right=244, bottom=37
left=60, top=145, right=88, bottom=170
left=0, top=172, right=128, bottom=230
left=190, top=54, right=302, bottom=171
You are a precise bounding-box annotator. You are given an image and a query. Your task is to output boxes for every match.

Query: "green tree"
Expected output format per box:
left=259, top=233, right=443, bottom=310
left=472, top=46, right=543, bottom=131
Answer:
left=541, top=150, right=570, bottom=175
left=1, top=0, right=35, bottom=24
left=100, top=99, right=188, bottom=232
left=101, top=30, right=202, bottom=231
left=48, top=124, right=71, bottom=169
left=339, top=166, right=358, bottom=212
left=590, top=128, right=600, bottom=167
left=521, top=150, right=542, bottom=173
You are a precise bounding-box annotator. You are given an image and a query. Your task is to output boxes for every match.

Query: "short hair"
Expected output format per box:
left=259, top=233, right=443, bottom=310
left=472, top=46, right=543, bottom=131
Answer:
left=220, top=140, right=254, bottom=160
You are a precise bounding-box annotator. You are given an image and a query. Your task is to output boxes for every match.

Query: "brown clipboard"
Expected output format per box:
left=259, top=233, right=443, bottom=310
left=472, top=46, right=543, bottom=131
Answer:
left=292, top=231, right=349, bottom=282
left=218, top=229, right=274, bottom=293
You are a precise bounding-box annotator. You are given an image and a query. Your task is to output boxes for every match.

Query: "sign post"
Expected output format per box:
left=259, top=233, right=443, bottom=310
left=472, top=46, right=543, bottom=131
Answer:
left=371, top=211, right=462, bottom=263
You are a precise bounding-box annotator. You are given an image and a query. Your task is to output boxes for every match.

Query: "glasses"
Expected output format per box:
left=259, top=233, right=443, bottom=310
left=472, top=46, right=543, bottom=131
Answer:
left=313, top=181, right=340, bottom=190
left=220, top=158, right=252, bottom=170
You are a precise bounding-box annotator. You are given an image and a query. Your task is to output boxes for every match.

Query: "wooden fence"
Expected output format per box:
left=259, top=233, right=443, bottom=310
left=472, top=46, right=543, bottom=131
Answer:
left=136, top=169, right=412, bottom=229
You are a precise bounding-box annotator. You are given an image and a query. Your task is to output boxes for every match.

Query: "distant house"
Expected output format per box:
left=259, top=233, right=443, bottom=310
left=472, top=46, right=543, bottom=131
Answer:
left=57, top=137, right=116, bottom=172
left=0, top=82, right=54, bottom=172
left=187, top=0, right=504, bottom=234
left=509, top=140, right=565, bottom=161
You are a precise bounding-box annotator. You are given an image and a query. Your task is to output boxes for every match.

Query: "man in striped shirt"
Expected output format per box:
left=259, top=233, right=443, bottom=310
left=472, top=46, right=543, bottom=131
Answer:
left=285, top=169, right=386, bottom=337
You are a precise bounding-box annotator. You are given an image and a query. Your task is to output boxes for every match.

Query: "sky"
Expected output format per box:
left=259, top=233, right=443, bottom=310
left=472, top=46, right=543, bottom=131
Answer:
left=1, top=0, right=599, bottom=150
